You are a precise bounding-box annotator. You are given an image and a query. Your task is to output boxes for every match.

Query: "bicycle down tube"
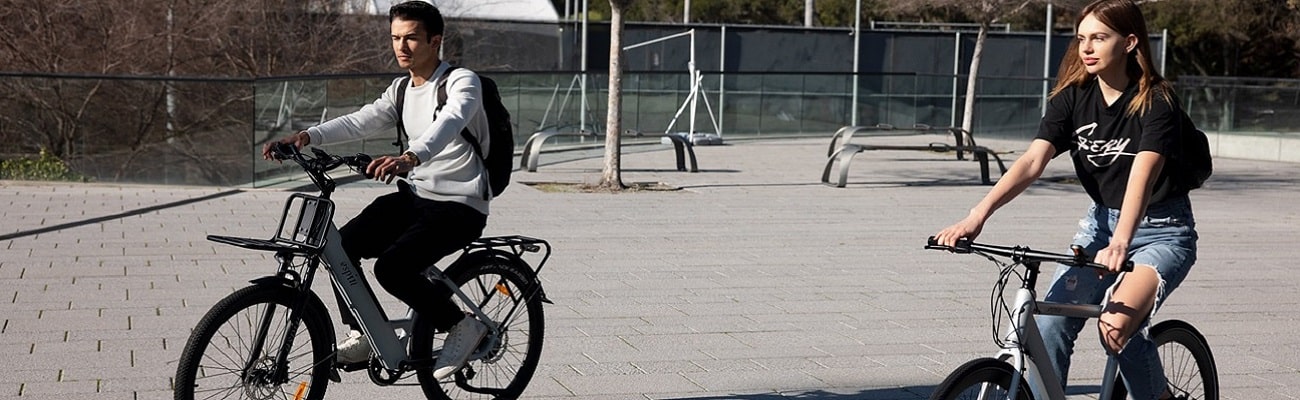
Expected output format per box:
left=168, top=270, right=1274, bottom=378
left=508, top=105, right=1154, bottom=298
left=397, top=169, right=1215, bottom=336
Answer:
left=319, top=225, right=410, bottom=370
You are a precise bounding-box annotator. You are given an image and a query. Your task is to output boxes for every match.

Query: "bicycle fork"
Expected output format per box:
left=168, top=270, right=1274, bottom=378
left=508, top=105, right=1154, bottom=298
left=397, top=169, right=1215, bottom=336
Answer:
left=244, top=256, right=320, bottom=386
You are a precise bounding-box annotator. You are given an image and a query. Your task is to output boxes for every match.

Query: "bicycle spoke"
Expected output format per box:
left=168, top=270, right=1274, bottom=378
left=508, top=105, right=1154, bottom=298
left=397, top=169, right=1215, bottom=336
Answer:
left=178, top=286, right=330, bottom=400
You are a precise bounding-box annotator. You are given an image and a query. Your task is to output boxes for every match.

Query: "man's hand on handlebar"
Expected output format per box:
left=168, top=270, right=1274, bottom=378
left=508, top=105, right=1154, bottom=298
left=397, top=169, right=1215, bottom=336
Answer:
left=262, top=131, right=311, bottom=161
left=365, top=153, right=417, bottom=184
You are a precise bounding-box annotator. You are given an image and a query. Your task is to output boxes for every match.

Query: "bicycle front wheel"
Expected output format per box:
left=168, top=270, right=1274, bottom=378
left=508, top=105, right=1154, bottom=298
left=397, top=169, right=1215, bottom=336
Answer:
left=174, top=285, right=334, bottom=400
left=1111, top=320, right=1218, bottom=400
left=414, top=258, right=545, bottom=400
left=930, top=358, right=1034, bottom=400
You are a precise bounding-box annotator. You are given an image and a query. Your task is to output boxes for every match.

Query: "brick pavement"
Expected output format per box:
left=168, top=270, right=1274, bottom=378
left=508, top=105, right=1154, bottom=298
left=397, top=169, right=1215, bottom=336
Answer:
left=2, top=135, right=1298, bottom=399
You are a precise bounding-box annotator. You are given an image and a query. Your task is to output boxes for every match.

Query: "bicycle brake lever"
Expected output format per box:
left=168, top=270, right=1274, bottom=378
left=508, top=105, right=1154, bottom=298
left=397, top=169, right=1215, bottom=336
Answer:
left=352, top=154, right=374, bottom=179
left=1070, top=245, right=1087, bottom=261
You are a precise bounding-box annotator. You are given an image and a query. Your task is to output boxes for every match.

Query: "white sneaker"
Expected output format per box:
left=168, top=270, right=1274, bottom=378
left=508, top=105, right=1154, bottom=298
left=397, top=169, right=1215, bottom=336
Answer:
left=335, top=330, right=371, bottom=364
left=432, top=317, right=488, bottom=380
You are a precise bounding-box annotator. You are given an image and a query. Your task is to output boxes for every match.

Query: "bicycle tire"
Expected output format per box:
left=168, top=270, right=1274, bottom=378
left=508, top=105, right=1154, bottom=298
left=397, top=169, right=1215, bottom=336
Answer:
left=413, top=257, right=545, bottom=400
left=1110, top=320, right=1218, bottom=400
left=930, top=358, right=1034, bottom=400
left=174, top=285, right=333, bottom=400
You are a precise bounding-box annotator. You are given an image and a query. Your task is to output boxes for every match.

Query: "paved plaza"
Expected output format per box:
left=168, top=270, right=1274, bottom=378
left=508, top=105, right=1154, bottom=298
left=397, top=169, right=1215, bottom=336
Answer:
left=2, top=135, right=1299, bottom=399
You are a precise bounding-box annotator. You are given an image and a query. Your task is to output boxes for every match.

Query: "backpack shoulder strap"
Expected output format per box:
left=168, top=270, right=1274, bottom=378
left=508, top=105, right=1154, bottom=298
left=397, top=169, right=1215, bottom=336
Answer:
left=435, top=67, right=485, bottom=160
left=393, top=76, right=411, bottom=152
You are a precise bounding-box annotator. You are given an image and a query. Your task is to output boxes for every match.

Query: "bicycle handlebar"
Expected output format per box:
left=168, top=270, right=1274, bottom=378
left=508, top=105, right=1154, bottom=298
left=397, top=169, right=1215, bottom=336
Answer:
left=272, top=143, right=373, bottom=176
left=925, top=236, right=1134, bottom=272
left=270, top=143, right=375, bottom=195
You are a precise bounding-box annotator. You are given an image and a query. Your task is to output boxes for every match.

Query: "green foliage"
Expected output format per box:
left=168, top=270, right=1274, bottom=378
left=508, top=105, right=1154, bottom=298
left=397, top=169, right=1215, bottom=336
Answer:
left=0, top=148, right=89, bottom=182
left=1145, top=0, right=1300, bottom=78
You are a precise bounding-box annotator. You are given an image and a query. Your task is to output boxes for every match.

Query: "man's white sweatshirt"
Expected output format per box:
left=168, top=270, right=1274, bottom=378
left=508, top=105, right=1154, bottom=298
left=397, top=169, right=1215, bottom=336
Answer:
left=306, top=63, right=491, bottom=215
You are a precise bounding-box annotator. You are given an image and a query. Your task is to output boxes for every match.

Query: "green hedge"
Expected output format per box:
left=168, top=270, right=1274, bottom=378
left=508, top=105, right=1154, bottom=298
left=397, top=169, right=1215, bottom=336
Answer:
left=0, top=149, right=89, bottom=182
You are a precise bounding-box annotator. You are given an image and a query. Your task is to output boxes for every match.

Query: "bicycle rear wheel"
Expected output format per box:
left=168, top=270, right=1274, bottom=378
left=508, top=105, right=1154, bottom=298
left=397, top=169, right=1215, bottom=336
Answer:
left=1110, top=320, right=1218, bottom=400
left=174, top=285, right=333, bottom=400
left=413, top=258, right=545, bottom=400
left=930, top=358, right=1033, bottom=400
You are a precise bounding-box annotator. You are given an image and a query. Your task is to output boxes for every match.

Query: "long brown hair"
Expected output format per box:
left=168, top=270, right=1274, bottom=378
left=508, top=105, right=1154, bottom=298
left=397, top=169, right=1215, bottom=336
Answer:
left=1050, top=0, right=1172, bottom=116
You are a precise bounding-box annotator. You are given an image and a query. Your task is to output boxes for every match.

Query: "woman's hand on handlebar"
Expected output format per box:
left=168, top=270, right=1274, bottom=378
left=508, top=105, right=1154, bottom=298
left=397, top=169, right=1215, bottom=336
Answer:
left=365, top=154, right=417, bottom=184
left=933, top=215, right=986, bottom=248
left=1093, top=241, right=1131, bottom=274
left=262, top=131, right=311, bottom=161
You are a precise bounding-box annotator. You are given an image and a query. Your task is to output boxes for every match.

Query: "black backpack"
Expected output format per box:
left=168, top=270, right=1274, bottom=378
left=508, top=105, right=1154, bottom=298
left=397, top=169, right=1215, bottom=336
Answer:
left=1174, top=108, right=1213, bottom=190
left=394, top=67, right=514, bottom=198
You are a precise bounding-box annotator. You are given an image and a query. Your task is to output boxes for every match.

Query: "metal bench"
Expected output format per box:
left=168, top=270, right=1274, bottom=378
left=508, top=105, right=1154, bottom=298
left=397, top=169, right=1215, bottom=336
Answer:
left=821, top=124, right=1008, bottom=188
left=519, top=129, right=698, bottom=173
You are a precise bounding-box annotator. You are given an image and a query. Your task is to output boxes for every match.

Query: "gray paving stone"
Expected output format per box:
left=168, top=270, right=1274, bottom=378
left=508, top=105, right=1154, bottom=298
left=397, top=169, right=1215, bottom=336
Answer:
left=2, top=137, right=1298, bottom=399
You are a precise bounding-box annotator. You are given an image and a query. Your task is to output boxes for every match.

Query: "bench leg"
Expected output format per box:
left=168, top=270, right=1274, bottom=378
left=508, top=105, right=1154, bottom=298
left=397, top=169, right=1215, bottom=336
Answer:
left=976, top=151, right=991, bottom=185
left=663, top=135, right=699, bottom=172
left=522, top=130, right=565, bottom=172
left=821, top=145, right=863, bottom=188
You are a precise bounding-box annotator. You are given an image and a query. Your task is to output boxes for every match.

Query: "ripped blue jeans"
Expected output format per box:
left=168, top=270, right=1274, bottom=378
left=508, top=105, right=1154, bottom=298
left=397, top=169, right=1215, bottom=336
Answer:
left=1034, top=195, right=1197, bottom=400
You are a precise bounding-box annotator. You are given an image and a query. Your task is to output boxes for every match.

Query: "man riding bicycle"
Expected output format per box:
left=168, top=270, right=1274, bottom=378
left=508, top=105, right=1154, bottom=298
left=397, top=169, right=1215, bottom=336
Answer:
left=262, top=0, right=491, bottom=380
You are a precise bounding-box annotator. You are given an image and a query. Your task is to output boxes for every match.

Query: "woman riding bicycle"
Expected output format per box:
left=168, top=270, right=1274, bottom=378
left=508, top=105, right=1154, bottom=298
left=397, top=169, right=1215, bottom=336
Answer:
left=933, top=1, right=1209, bottom=399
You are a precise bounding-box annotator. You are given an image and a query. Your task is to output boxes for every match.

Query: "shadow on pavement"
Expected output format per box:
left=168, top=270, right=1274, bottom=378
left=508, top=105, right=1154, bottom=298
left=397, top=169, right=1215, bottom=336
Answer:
left=660, top=386, right=934, bottom=400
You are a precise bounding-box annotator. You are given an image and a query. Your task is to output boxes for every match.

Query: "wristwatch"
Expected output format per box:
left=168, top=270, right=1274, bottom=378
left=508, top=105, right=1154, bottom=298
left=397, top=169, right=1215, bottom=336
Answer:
left=401, top=151, right=421, bottom=166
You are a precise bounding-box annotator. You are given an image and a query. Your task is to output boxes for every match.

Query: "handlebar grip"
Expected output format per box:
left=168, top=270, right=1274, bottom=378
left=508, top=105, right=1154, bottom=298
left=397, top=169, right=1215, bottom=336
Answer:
left=272, top=142, right=298, bottom=160
left=924, top=236, right=972, bottom=253
left=1120, top=261, right=1135, bottom=273
left=1069, top=245, right=1135, bottom=272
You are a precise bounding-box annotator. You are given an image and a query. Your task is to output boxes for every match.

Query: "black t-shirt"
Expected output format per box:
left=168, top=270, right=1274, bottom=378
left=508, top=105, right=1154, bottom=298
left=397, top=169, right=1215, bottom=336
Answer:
left=1035, top=79, right=1190, bottom=209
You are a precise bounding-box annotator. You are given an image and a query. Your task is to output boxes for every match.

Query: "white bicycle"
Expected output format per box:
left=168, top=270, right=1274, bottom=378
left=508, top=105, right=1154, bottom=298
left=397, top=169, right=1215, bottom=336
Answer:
left=174, top=145, right=552, bottom=400
left=925, top=238, right=1217, bottom=400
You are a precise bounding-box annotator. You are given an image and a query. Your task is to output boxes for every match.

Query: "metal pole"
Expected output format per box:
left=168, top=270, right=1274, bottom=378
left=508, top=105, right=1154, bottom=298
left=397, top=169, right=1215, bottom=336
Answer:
left=806, top=0, right=814, bottom=27
left=1160, top=29, right=1168, bottom=76
left=684, top=0, right=690, bottom=23
left=952, top=31, right=961, bottom=128
left=851, top=0, right=860, bottom=126
left=1042, top=1, right=1052, bottom=116
left=689, top=29, right=697, bottom=135
left=719, top=25, right=727, bottom=136
left=580, top=0, right=588, bottom=133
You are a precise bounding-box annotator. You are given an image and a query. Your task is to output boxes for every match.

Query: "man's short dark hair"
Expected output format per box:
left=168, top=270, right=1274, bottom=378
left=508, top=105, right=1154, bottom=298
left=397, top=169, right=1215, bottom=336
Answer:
left=389, top=1, right=444, bottom=39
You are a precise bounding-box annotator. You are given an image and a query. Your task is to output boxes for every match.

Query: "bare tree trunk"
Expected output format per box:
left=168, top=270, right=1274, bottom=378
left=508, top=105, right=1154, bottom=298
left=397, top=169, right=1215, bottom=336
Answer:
left=961, top=23, right=988, bottom=136
left=600, top=0, right=628, bottom=189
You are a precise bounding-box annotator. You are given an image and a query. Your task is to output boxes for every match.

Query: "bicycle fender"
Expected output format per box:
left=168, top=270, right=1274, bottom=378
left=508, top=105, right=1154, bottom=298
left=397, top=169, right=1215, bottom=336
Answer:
left=446, top=249, right=552, bottom=304
left=250, top=275, right=295, bottom=288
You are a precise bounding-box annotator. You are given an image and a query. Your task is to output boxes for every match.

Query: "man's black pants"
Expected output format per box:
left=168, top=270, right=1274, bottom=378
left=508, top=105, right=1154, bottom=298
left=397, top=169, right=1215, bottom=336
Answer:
left=333, top=183, right=487, bottom=332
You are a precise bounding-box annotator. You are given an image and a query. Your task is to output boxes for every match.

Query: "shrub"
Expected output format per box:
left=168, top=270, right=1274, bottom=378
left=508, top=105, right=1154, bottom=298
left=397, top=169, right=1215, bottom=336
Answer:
left=0, top=149, right=90, bottom=182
